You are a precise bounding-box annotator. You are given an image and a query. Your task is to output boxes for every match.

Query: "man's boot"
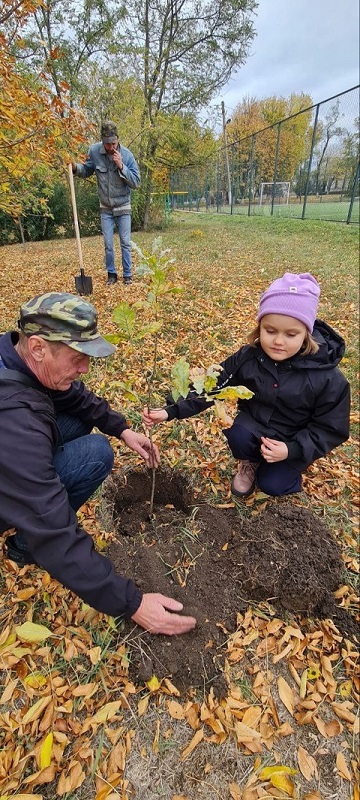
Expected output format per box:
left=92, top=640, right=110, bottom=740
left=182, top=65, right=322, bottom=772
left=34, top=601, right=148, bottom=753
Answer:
left=106, top=273, right=117, bottom=286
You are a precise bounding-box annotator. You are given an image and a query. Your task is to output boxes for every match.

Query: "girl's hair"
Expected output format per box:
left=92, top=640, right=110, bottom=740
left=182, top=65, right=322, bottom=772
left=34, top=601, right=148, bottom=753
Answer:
left=247, top=323, right=319, bottom=356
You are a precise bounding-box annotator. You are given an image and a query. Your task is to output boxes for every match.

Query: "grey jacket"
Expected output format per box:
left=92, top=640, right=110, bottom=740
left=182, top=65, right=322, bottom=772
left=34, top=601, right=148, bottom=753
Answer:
left=75, top=142, right=140, bottom=210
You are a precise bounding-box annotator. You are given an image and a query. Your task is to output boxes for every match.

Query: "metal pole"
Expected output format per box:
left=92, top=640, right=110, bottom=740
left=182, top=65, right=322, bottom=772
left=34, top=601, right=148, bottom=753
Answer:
left=230, top=144, right=235, bottom=215
left=271, top=122, right=282, bottom=216
left=302, top=103, right=319, bottom=220
left=346, top=161, right=360, bottom=224
left=248, top=135, right=255, bottom=216
left=221, top=100, right=232, bottom=209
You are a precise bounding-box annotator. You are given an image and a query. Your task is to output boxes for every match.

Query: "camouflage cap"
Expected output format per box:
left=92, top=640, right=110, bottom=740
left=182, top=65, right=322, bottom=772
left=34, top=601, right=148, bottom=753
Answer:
left=101, top=120, right=118, bottom=143
left=18, top=293, right=116, bottom=357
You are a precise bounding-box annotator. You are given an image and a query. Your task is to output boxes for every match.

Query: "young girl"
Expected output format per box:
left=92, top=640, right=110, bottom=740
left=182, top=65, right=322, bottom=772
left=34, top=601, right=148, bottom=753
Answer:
left=143, top=272, right=350, bottom=498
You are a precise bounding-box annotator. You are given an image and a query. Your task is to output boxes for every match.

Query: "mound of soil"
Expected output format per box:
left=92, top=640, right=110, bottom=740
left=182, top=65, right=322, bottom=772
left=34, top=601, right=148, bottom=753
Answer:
left=104, top=469, right=357, bottom=693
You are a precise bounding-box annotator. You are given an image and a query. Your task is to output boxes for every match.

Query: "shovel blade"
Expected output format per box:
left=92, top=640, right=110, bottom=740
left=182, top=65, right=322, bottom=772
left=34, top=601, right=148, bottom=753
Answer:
left=75, top=270, right=93, bottom=296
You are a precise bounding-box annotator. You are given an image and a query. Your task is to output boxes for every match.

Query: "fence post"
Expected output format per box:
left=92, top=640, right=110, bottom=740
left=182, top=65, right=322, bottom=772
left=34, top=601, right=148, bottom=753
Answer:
left=271, top=122, right=282, bottom=216
left=248, top=135, right=255, bottom=217
left=302, top=103, right=320, bottom=220
left=346, top=160, right=360, bottom=224
left=231, top=144, right=235, bottom=215
left=216, top=153, right=220, bottom=212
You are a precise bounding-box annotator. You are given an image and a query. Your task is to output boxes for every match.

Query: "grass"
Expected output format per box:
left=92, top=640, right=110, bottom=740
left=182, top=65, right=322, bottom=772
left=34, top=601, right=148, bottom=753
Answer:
left=176, top=196, right=360, bottom=223
left=0, top=212, right=358, bottom=799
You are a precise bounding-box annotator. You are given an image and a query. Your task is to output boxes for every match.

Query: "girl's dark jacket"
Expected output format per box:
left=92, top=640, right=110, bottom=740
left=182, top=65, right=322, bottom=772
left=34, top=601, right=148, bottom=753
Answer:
left=165, top=320, right=350, bottom=471
left=0, top=331, right=142, bottom=620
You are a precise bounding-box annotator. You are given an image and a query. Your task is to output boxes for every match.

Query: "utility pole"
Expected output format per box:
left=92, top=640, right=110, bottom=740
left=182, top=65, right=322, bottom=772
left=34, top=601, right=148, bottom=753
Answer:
left=221, top=100, right=232, bottom=208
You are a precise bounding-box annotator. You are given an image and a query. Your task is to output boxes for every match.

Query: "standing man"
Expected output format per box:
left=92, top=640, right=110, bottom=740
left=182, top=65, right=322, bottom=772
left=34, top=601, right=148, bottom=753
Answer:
left=0, top=292, right=196, bottom=636
left=72, top=121, right=140, bottom=286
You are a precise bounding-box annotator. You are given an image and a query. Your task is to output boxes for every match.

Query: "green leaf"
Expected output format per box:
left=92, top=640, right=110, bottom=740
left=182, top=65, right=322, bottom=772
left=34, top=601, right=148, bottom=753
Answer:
left=136, top=321, right=163, bottom=339
left=112, top=302, right=137, bottom=338
left=191, top=375, right=206, bottom=395
left=136, top=262, right=153, bottom=277
left=15, top=622, right=53, bottom=643
left=171, top=358, right=190, bottom=401
left=203, top=374, right=218, bottom=393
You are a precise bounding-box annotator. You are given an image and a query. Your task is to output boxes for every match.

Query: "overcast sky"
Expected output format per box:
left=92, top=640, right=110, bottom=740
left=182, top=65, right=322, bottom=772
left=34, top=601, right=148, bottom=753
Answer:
left=209, top=0, right=359, bottom=124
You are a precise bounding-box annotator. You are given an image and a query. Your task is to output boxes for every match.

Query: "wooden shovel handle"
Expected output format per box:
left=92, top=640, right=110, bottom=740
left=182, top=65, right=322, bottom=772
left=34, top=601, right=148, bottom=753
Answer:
left=68, top=163, right=84, bottom=270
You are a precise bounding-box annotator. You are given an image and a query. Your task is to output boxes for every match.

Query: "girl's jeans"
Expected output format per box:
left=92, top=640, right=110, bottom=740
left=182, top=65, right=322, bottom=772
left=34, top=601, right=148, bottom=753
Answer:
left=14, top=413, right=114, bottom=551
left=100, top=211, right=132, bottom=278
left=223, top=422, right=302, bottom=497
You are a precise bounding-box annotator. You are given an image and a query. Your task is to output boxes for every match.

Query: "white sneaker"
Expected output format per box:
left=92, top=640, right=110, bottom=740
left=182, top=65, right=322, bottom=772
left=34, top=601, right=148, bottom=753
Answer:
left=231, top=460, right=258, bottom=498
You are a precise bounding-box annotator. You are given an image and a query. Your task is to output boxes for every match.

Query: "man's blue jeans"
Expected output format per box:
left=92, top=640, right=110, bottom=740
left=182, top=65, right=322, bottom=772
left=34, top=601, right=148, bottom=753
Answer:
left=100, top=210, right=132, bottom=278
left=14, top=413, right=114, bottom=551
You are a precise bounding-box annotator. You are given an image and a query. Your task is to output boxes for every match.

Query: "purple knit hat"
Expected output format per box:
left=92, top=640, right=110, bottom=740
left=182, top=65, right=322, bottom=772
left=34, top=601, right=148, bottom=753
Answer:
left=258, top=272, right=320, bottom=332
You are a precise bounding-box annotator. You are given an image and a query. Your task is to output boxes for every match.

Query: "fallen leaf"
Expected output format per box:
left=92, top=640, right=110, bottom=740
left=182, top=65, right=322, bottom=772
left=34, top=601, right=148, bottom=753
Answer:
left=167, top=700, right=185, bottom=720
left=229, top=782, right=242, bottom=799
left=299, top=669, right=308, bottom=699
left=181, top=728, right=204, bottom=760
left=0, top=677, right=18, bottom=703
left=336, top=751, right=352, bottom=781
left=297, top=745, right=318, bottom=780
left=339, top=680, right=353, bottom=698
left=15, top=621, right=53, bottom=643
left=147, top=675, right=162, bottom=692
left=278, top=676, right=294, bottom=715
left=138, top=694, right=150, bottom=716
left=270, top=772, right=296, bottom=796
left=39, top=731, right=53, bottom=769
left=22, top=696, right=52, bottom=724
left=324, top=719, right=343, bottom=737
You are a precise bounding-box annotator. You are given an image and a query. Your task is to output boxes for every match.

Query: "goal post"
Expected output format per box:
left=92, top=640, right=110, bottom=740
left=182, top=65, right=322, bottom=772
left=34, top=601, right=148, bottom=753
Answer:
left=259, top=181, right=290, bottom=205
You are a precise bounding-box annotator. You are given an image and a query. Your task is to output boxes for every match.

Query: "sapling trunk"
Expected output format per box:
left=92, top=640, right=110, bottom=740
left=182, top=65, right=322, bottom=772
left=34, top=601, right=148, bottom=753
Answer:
left=146, top=332, right=159, bottom=518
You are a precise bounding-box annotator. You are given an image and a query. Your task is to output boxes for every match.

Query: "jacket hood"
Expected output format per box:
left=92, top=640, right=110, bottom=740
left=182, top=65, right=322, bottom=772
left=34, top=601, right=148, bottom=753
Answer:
left=289, top=319, right=346, bottom=370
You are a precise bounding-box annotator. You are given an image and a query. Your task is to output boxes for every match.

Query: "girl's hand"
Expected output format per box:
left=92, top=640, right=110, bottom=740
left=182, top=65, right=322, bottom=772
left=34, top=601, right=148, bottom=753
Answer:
left=260, top=436, right=288, bottom=463
left=142, top=406, right=169, bottom=428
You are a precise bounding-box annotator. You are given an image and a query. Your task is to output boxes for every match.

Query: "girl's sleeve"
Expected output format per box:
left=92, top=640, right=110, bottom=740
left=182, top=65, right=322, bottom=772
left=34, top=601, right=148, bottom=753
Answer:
left=288, top=374, right=350, bottom=466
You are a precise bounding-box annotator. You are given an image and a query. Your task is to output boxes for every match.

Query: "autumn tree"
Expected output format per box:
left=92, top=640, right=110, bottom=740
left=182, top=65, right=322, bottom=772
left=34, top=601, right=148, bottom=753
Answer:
left=225, top=94, right=313, bottom=194
left=0, top=0, right=88, bottom=221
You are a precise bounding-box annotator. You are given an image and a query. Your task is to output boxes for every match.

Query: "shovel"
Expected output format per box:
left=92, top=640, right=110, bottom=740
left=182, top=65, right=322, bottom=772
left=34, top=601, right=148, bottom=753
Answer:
left=68, top=163, right=93, bottom=296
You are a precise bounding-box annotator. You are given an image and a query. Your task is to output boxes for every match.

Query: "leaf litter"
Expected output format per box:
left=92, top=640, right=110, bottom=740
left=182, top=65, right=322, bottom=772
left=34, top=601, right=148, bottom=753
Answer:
left=0, top=218, right=359, bottom=798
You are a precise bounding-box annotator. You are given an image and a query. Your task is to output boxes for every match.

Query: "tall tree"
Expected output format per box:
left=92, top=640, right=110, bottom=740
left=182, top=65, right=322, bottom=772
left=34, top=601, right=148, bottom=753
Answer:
left=121, top=0, right=257, bottom=226
left=0, top=0, right=88, bottom=218
left=313, top=100, right=345, bottom=194
left=226, top=94, right=313, bottom=193
left=15, top=0, right=125, bottom=106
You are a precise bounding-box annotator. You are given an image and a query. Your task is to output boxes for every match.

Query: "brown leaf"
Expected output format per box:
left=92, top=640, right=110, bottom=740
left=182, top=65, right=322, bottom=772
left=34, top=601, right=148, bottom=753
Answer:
left=181, top=728, right=204, bottom=760
left=297, top=745, right=319, bottom=780
left=277, top=676, right=294, bottom=715
left=336, top=751, right=352, bottom=781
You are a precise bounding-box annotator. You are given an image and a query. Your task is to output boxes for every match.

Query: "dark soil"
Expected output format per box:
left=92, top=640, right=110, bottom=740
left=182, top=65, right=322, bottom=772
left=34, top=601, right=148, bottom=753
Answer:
left=104, top=468, right=358, bottom=694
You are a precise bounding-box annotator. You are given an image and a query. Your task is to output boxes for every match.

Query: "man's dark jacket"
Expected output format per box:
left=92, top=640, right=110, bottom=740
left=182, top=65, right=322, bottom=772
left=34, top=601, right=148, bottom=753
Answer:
left=165, top=320, right=350, bottom=471
left=0, top=331, right=142, bottom=619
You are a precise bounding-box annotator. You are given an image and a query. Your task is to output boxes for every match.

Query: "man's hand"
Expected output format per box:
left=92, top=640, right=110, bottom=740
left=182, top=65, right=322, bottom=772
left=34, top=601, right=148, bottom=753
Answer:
left=121, top=428, right=160, bottom=467
left=142, top=406, right=169, bottom=428
left=112, top=151, right=123, bottom=170
left=132, top=593, right=196, bottom=635
left=260, top=436, right=288, bottom=463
